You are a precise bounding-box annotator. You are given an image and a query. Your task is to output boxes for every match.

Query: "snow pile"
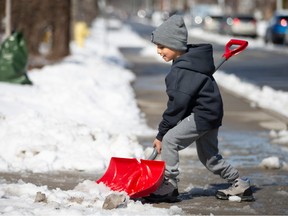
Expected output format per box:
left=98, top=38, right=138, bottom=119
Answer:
left=269, top=130, right=288, bottom=145
left=260, top=156, right=281, bottom=169
left=260, top=155, right=288, bottom=170
left=0, top=180, right=182, bottom=216
left=213, top=71, right=288, bottom=118
left=212, top=71, right=288, bottom=145
left=0, top=18, right=154, bottom=173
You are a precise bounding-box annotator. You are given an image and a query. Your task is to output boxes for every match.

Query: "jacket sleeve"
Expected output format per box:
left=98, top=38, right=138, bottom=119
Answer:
left=156, top=89, right=192, bottom=141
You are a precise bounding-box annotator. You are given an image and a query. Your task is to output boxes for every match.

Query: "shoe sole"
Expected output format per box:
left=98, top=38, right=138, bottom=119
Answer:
left=215, top=193, right=255, bottom=202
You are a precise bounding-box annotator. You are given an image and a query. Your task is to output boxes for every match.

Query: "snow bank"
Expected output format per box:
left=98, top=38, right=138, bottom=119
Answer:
left=0, top=180, right=182, bottom=216
left=214, top=71, right=288, bottom=119
left=0, top=18, right=154, bottom=173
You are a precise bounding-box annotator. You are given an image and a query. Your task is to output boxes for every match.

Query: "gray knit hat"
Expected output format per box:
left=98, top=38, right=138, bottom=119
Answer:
left=151, top=15, right=188, bottom=51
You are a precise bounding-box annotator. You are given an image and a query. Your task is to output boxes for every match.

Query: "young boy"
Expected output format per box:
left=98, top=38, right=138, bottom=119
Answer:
left=145, top=15, right=254, bottom=203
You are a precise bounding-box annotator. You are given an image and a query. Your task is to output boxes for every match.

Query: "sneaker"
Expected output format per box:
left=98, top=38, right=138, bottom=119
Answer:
left=144, top=178, right=180, bottom=203
left=216, top=178, right=254, bottom=201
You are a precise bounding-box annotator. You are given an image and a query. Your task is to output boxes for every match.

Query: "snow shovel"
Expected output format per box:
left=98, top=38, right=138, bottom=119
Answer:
left=96, top=153, right=164, bottom=198
left=96, top=38, right=248, bottom=199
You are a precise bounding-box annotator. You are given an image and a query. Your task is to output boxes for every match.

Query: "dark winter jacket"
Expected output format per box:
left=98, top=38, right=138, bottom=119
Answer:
left=156, top=44, right=223, bottom=141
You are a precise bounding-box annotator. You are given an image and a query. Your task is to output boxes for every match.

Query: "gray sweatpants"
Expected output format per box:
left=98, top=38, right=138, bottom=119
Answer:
left=161, top=114, right=239, bottom=183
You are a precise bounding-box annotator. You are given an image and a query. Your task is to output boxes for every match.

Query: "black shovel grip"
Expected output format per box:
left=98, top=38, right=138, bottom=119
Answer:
left=147, top=148, right=158, bottom=160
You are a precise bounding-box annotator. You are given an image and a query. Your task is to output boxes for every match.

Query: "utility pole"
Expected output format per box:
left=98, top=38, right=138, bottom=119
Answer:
left=277, top=0, right=283, bottom=10
left=218, top=0, right=225, bottom=15
left=4, top=0, right=11, bottom=39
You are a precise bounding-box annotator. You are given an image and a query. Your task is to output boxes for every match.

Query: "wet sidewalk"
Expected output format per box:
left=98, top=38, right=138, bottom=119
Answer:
left=120, top=47, right=288, bottom=215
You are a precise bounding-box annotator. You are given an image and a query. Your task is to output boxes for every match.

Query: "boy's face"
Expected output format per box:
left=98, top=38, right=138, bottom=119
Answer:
left=156, top=44, right=184, bottom=62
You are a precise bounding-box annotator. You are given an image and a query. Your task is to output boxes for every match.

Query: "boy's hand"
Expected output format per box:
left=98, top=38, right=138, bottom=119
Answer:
left=153, top=139, right=162, bottom=154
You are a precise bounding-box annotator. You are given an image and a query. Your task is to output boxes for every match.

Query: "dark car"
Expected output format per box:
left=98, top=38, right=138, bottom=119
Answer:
left=221, top=15, right=258, bottom=38
left=285, top=28, right=288, bottom=45
left=264, top=11, right=288, bottom=44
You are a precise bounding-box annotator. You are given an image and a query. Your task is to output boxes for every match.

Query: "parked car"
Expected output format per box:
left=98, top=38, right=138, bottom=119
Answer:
left=203, top=15, right=224, bottom=33
left=221, top=15, right=258, bottom=38
left=190, top=4, right=222, bottom=28
left=264, top=10, right=288, bottom=44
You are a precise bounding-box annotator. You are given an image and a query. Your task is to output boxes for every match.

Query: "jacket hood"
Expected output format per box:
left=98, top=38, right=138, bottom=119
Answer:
left=173, top=44, right=215, bottom=75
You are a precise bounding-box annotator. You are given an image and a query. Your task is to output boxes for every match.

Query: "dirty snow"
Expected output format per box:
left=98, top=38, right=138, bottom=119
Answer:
left=0, top=179, right=182, bottom=215
left=260, top=156, right=282, bottom=169
left=0, top=16, right=288, bottom=215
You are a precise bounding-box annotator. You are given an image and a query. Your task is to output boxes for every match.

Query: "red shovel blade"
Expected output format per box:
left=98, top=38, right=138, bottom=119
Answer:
left=96, top=157, right=165, bottom=198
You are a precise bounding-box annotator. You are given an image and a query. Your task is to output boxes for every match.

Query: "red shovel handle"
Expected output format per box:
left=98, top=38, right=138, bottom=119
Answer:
left=223, top=39, right=248, bottom=60
left=214, top=39, right=248, bottom=73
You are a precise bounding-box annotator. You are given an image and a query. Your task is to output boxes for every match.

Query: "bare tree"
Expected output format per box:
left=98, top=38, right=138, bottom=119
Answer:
left=0, top=0, right=71, bottom=68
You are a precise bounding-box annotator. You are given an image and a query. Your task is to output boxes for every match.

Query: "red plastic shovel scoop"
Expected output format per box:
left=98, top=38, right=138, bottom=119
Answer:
left=96, top=39, right=248, bottom=198
left=96, top=156, right=164, bottom=198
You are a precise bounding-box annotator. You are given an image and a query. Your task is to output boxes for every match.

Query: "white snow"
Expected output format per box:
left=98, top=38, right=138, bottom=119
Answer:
left=228, top=196, right=242, bottom=202
left=260, top=156, right=281, bottom=169
left=0, top=16, right=288, bottom=214
left=0, top=179, right=182, bottom=215
left=0, top=19, right=155, bottom=173
left=269, top=129, right=288, bottom=145
left=213, top=71, right=288, bottom=119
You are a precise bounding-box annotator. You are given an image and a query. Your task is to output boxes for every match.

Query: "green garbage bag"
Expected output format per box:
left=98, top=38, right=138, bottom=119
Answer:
left=0, top=32, right=32, bottom=85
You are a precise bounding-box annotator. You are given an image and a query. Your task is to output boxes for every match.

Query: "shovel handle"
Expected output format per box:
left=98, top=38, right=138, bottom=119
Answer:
left=222, top=39, right=248, bottom=60
left=215, top=39, right=248, bottom=72
left=147, top=148, right=158, bottom=160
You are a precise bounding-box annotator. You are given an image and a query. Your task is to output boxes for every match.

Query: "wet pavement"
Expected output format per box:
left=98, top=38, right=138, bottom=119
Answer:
left=120, top=45, right=288, bottom=215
